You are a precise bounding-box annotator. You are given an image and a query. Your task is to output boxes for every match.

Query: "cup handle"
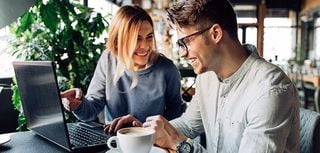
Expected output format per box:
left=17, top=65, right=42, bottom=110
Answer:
left=107, top=136, right=119, bottom=150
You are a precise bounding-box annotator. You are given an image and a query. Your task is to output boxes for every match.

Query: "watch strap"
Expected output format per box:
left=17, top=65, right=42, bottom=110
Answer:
left=186, top=138, right=194, bottom=153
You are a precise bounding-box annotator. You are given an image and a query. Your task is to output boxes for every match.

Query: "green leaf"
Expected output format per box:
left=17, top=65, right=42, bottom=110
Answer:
left=32, top=29, right=44, bottom=38
left=56, top=1, right=71, bottom=24
left=95, top=13, right=106, bottom=35
left=16, top=12, right=36, bottom=36
left=39, top=3, right=59, bottom=33
left=35, top=0, right=43, bottom=6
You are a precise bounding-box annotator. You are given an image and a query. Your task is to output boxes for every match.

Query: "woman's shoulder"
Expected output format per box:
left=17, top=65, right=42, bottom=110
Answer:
left=101, top=50, right=115, bottom=59
left=151, top=53, right=180, bottom=76
left=155, top=53, right=176, bottom=67
left=100, top=51, right=117, bottom=63
left=96, top=51, right=118, bottom=74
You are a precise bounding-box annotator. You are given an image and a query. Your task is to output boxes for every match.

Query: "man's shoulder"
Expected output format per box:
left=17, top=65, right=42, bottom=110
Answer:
left=247, top=59, right=295, bottom=96
left=251, top=58, right=289, bottom=82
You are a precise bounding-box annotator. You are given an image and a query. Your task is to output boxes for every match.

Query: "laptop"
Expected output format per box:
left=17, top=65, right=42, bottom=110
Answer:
left=12, top=61, right=111, bottom=152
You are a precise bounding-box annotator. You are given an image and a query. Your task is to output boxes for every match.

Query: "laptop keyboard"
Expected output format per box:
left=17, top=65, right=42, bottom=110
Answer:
left=67, top=123, right=109, bottom=147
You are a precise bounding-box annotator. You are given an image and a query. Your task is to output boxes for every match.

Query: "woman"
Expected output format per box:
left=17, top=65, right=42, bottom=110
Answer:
left=61, top=5, right=183, bottom=133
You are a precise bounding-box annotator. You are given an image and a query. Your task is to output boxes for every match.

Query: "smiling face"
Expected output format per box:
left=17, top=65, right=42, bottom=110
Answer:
left=178, top=25, right=222, bottom=74
left=132, top=21, right=155, bottom=71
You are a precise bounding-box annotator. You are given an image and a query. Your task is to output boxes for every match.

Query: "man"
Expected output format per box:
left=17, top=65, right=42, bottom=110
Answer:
left=143, top=0, right=300, bottom=152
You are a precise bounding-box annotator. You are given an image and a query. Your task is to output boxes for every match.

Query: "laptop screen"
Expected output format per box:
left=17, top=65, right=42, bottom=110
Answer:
left=13, top=61, right=71, bottom=151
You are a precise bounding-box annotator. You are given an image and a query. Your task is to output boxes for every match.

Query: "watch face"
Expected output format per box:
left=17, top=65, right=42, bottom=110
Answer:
left=178, top=141, right=191, bottom=153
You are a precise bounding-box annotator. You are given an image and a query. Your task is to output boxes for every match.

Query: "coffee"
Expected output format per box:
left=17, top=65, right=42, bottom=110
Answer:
left=120, top=128, right=154, bottom=136
left=121, top=131, right=145, bottom=136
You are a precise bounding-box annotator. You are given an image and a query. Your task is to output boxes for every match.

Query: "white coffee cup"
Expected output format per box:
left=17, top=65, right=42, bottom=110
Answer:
left=107, top=127, right=155, bottom=153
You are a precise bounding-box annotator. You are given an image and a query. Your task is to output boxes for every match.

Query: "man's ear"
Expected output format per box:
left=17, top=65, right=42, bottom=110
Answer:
left=210, top=24, right=223, bottom=43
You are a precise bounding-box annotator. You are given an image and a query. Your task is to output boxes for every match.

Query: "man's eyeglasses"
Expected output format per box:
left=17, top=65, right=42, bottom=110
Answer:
left=176, top=26, right=212, bottom=52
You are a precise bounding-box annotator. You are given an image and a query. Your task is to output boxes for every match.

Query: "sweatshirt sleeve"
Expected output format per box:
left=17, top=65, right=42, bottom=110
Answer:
left=73, top=52, right=108, bottom=121
left=163, top=60, right=184, bottom=120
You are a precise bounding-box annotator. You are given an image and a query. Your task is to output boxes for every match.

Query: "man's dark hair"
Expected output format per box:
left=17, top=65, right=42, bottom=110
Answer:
left=167, top=0, right=238, bottom=40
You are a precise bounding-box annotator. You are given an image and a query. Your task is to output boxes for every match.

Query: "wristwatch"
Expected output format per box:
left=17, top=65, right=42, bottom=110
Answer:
left=176, top=138, right=194, bottom=153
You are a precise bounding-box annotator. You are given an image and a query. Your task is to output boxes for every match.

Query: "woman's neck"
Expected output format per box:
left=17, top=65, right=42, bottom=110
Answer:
left=133, top=63, right=150, bottom=71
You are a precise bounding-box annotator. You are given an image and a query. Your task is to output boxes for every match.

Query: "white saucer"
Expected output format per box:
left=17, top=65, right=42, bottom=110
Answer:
left=105, top=146, right=167, bottom=153
left=0, top=135, right=11, bottom=145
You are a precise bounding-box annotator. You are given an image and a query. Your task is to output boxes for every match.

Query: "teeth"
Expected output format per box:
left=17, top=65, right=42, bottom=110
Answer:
left=135, top=51, right=148, bottom=56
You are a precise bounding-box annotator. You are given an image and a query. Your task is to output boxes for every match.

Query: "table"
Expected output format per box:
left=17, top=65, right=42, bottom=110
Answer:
left=0, top=131, right=108, bottom=153
left=289, top=74, right=320, bottom=87
left=302, top=75, right=320, bottom=87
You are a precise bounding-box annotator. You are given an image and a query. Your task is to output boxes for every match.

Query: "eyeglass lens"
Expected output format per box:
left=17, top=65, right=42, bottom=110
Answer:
left=177, top=39, right=187, bottom=51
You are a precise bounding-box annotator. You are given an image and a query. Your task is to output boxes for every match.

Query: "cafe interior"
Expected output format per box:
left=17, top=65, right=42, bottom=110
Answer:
left=1, top=0, right=320, bottom=152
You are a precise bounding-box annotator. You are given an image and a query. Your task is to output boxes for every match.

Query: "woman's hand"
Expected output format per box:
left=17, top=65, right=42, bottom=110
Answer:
left=103, top=114, right=142, bottom=134
left=60, top=88, right=83, bottom=111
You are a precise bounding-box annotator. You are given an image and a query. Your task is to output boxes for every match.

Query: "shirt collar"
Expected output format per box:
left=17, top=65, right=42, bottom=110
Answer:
left=221, top=44, right=260, bottom=85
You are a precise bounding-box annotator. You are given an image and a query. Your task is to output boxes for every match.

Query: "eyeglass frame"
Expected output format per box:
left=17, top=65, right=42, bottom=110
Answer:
left=176, top=25, right=213, bottom=52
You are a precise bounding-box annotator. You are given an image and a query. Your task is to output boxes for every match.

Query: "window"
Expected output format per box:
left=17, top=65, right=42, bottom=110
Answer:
left=263, top=17, right=296, bottom=62
left=0, top=27, right=15, bottom=78
left=87, top=0, right=119, bottom=17
left=236, top=6, right=297, bottom=64
left=235, top=5, right=258, bottom=50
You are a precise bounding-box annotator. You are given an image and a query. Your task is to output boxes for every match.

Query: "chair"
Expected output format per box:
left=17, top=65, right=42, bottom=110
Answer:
left=300, top=108, right=320, bottom=153
left=292, top=69, right=319, bottom=111
left=296, top=80, right=319, bottom=112
left=178, top=66, right=197, bottom=102
left=303, top=82, right=319, bottom=112
left=0, top=77, right=19, bottom=133
left=314, top=88, right=320, bottom=112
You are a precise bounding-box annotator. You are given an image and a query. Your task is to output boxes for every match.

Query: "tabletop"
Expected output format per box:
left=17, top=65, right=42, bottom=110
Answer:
left=0, top=131, right=108, bottom=153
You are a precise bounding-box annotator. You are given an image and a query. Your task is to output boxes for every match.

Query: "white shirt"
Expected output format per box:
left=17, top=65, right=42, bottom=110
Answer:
left=171, top=44, right=300, bottom=153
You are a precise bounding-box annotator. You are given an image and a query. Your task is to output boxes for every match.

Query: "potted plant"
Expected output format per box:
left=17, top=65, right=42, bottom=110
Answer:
left=9, top=0, right=109, bottom=131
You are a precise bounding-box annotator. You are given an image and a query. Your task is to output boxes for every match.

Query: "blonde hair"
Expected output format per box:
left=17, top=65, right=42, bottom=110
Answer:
left=107, top=5, right=158, bottom=89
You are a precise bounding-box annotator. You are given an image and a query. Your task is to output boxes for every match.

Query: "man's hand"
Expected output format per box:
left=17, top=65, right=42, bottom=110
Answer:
left=143, top=115, right=187, bottom=151
left=103, top=114, right=143, bottom=134
left=60, top=88, right=83, bottom=111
